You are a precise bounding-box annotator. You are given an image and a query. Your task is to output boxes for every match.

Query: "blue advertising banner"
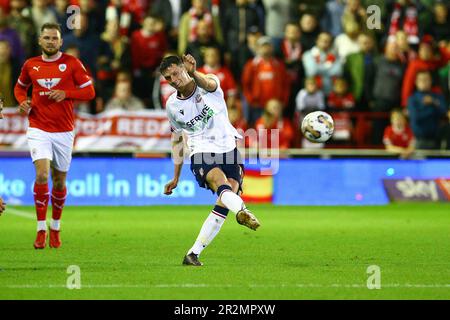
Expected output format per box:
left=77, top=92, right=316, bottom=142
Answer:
left=1, top=158, right=449, bottom=205
left=274, top=159, right=450, bottom=205
left=0, top=158, right=217, bottom=205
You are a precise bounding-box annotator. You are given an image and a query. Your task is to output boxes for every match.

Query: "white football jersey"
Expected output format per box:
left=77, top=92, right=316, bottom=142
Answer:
left=166, top=75, right=242, bottom=156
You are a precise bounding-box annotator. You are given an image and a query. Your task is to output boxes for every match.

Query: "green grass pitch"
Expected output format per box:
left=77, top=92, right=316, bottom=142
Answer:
left=0, top=203, right=449, bottom=300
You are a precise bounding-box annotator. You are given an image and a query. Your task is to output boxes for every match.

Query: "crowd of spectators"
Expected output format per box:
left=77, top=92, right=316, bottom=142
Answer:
left=0, top=0, right=449, bottom=151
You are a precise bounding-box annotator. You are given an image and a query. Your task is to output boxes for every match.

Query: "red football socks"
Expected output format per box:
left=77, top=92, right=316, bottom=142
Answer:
left=33, top=183, right=49, bottom=222
left=51, top=187, right=67, bottom=221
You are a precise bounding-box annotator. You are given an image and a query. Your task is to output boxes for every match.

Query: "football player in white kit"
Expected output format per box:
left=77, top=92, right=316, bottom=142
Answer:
left=161, top=54, right=260, bottom=266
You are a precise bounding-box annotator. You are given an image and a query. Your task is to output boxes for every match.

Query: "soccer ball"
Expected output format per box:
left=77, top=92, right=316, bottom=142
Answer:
left=301, top=111, right=334, bottom=143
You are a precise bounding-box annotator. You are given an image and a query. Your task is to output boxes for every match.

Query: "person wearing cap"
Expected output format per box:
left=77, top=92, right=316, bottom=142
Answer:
left=241, top=35, right=289, bottom=126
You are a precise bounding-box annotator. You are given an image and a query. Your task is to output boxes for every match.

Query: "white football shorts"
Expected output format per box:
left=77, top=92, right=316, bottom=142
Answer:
left=27, top=127, right=75, bottom=172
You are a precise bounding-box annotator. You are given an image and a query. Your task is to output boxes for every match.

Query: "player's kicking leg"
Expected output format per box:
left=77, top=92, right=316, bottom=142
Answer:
left=49, top=167, right=67, bottom=248
left=208, top=168, right=260, bottom=231
left=183, top=169, right=260, bottom=266
left=32, top=159, right=51, bottom=249
left=183, top=177, right=238, bottom=267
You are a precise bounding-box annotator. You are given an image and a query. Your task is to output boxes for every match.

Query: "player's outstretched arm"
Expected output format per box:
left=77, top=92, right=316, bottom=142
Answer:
left=164, top=133, right=184, bottom=195
left=182, top=54, right=217, bottom=92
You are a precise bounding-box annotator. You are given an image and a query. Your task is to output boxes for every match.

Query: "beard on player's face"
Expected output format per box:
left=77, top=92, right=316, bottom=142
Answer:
left=41, top=46, right=60, bottom=56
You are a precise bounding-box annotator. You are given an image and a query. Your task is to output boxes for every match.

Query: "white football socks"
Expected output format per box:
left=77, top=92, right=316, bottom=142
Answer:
left=51, top=219, right=60, bottom=231
left=189, top=211, right=226, bottom=256
left=37, top=220, right=47, bottom=231
left=220, top=190, right=245, bottom=214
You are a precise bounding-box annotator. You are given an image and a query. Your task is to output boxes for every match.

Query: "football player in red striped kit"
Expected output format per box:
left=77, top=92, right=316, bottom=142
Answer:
left=14, top=23, right=95, bottom=249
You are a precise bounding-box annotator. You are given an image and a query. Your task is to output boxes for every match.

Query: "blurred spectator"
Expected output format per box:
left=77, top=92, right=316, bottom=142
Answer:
left=321, top=0, right=345, bottom=37
left=231, top=25, right=262, bottom=81
left=344, top=33, right=377, bottom=109
left=131, top=14, right=167, bottom=108
left=371, top=41, right=405, bottom=144
left=198, top=46, right=237, bottom=109
left=299, top=13, right=321, bottom=52
left=280, top=22, right=303, bottom=118
left=251, top=98, right=294, bottom=149
left=386, top=0, right=420, bottom=45
left=0, top=0, right=9, bottom=14
left=295, top=77, right=325, bottom=115
left=262, top=0, right=290, bottom=42
left=295, top=78, right=327, bottom=149
left=439, top=109, right=450, bottom=149
left=105, top=79, right=145, bottom=111
left=247, top=0, right=266, bottom=33
left=241, top=36, right=289, bottom=126
left=223, top=0, right=260, bottom=58
left=401, top=37, right=446, bottom=107
left=105, top=0, right=141, bottom=37
left=185, top=18, right=222, bottom=67
left=341, top=0, right=368, bottom=34
left=0, top=8, right=25, bottom=64
left=302, top=32, right=343, bottom=95
left=54, top=0, right=72, bottom=36
left=438, top=40, right=450, bottom=101
left=327, top=77, right=355, bottom=142
left=228, top=104, right=248, bottom=132
left=0, top=40, right=20, bottom=107
left=327, top=77, right=355, bottom=110
left=333, top=19, right=361, bottom=62
left=383, top=108, right=415, bottom=158
left=63, top=13, right=100, bottom=79
left=8, top=0, right=39, bottom=59
left=178, top=0, right=223, bottom=55
left=407, top=71, right=448, bottom=149
left=22, top=0, right=58, bottom=33
left=150, top=0, right=186, bottom=50
left=395, top=30, right=417, bottom=64
left=424, top=1, right=450, bottom=43
left=97, top=19, right=131, bottom=104
left=78, top=0, right=107, bottom=35
left=291, top=0, right=326, bottom=21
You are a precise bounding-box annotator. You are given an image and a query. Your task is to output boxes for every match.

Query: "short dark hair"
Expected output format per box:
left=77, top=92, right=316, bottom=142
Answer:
left=159, top=55, right=183, bottom=73
left=41, top=22, right=62, bottom=36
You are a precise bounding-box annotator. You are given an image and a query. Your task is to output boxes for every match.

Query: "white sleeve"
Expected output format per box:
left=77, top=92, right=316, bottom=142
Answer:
left=206, top=74, right=224, bottom=96
left=166, top=106, right=182, bottom=133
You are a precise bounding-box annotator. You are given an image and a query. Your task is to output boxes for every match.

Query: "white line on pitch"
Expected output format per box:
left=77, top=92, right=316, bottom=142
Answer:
left=4, top=283, right=450, bottom=289
left=5, top=208, right=35, bottom=220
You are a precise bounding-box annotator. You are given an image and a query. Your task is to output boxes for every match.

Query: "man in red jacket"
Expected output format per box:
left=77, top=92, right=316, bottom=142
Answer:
left=401, top=37, right=446, bottom=107
left=14, top=23, right=95, bottom=249
left=242, top=36, right=289, bottom=126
